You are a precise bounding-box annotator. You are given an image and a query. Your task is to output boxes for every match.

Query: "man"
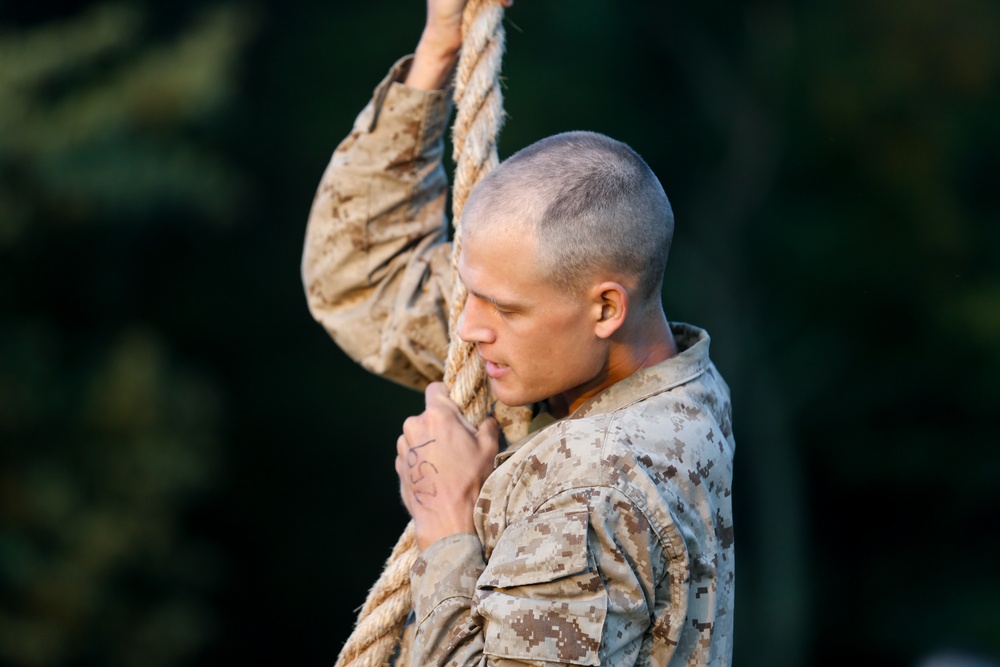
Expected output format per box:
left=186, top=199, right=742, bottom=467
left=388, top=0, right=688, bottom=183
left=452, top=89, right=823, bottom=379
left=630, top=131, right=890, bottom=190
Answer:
left=302, top=1, right=735, bottom=665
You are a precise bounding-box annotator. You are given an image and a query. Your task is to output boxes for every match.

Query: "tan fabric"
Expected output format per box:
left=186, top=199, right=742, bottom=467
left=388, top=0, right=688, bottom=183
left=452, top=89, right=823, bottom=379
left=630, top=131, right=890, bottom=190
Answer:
left=303, top=56, right=454, bottom=392
left=303, top=59, right=735, bottom=667
left=410, top=326, right=735, bottom=667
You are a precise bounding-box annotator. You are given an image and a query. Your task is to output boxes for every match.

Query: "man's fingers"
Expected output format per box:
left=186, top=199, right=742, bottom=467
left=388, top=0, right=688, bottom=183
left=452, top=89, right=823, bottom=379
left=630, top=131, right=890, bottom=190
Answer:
left=424, top=382, right=461, bottom=415
left=424, top=382, right=477, bottom=433
left=424, top=381, right=449, bottom=402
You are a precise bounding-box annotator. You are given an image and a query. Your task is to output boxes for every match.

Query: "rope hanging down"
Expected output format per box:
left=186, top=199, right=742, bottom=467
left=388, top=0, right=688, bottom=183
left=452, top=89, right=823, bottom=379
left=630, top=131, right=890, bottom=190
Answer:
left=333, top=2, right=506, bottom=666
left=444, top=0, right=507, bottom=425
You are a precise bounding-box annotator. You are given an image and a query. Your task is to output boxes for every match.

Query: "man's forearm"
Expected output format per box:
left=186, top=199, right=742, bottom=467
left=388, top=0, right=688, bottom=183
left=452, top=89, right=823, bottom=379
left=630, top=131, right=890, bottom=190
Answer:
left=404, top=0, right=514, bottom=91
left=406, top=27, right=461, bottom=91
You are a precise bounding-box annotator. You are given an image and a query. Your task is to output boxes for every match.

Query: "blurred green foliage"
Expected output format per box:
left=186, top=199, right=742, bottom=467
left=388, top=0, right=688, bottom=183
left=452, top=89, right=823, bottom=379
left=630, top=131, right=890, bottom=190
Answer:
left=0, top=3, right=254, bottom=665
left=0, top=2, right=250, bottom=240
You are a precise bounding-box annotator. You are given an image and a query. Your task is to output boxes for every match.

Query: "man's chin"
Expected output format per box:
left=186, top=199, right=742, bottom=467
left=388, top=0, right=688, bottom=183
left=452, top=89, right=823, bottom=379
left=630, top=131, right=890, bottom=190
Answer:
left=489, top=380, right=533, bottom=408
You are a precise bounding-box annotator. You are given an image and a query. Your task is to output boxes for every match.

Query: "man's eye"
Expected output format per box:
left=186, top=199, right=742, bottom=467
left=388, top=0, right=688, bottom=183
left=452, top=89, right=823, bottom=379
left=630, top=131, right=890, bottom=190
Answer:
left=491, top=304, right=513, bottom=318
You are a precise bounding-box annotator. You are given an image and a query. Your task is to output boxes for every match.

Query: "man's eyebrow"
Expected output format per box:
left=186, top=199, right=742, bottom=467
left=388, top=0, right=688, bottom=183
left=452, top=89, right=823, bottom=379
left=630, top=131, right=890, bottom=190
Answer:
left=457, top=261, right=524, bottom=311
left=470, top=288, right=521, bottom=311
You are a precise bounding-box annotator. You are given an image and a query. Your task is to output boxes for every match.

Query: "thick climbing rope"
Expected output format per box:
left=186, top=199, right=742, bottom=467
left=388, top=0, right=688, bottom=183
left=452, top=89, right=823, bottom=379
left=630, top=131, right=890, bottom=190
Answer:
left=443, top=0, right=507, bottom=425
left=332, top=3, right=506, bottom=666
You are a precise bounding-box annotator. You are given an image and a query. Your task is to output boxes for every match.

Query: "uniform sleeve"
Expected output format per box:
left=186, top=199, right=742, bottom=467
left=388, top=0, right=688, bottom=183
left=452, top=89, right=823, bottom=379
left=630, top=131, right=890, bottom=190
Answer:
left=410, top=533, right=487, bottom=667
left=408, top=490, right=666, bottom=667
left=302, top=56, right=455, bottom=390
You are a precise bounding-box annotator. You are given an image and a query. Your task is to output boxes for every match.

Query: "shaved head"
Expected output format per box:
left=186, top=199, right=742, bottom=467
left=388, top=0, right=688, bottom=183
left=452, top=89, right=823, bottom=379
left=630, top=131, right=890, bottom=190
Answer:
left=462, top=131, right=674, bottom=305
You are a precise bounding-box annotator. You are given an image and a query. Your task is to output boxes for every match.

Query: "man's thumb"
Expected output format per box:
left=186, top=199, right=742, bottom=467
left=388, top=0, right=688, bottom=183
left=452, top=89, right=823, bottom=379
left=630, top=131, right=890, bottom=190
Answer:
left=477, top=417, right=501, bottom=454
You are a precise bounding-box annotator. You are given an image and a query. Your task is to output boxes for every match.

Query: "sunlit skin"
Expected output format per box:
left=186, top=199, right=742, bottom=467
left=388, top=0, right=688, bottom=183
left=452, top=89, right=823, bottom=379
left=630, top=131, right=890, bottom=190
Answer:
left=404, top=0, right=514, bottom=91
left=458, top=228, right=633, bottom=418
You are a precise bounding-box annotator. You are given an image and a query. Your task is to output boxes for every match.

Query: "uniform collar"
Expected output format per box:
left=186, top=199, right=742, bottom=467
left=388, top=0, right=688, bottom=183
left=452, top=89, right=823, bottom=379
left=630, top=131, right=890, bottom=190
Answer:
left=494, top=322, right=713, bottom=467
left=569, top=322, right=712, bottom=419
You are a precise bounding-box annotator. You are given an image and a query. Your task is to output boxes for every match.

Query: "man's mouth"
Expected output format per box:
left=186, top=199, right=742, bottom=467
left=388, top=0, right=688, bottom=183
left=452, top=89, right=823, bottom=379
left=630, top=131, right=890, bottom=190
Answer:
left=484, top=359, right=509, bottom=379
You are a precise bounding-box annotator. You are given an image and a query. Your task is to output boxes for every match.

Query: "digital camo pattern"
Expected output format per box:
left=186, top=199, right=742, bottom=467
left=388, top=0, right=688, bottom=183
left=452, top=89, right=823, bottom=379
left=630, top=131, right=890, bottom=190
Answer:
left=408, top=327, right=736, bottom=667
left=303, top=56, right=455, bottom=393
left=303, top=60, right=735, bottom=666
left=475, top=508, right=605, bottom=665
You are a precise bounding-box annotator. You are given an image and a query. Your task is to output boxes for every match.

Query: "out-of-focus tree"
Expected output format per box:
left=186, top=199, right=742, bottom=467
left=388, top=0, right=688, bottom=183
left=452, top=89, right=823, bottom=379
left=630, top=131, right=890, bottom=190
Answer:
left=783, top=2, right=1000, bottom=662
left=0, top=3, right=254, bottom=665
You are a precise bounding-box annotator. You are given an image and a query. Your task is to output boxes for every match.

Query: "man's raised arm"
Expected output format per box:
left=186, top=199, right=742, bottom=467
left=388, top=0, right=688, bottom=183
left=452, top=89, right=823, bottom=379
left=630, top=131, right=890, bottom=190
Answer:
left=302, top=0, right=493, bottom=389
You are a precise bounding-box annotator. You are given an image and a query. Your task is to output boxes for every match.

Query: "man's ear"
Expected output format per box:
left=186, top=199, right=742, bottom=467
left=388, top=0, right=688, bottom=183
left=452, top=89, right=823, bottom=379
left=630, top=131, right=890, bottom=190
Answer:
left=593, top=282, right=629, bottom=339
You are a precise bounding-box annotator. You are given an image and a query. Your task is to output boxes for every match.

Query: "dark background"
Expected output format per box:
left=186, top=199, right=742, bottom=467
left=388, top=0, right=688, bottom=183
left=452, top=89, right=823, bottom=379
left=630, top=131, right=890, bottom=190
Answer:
left=1, top=1, right=998, bottom=666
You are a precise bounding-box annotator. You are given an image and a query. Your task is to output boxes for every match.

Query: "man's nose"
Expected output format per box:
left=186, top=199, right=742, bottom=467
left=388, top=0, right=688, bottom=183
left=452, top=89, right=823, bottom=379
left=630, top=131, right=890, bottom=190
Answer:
left=457, top=296, right=495, bottom=344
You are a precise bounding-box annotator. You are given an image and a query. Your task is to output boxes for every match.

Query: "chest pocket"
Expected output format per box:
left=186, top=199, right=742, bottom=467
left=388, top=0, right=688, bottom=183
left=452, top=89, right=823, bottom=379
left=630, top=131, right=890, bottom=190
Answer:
left=475, top=507, right=607, bottom=666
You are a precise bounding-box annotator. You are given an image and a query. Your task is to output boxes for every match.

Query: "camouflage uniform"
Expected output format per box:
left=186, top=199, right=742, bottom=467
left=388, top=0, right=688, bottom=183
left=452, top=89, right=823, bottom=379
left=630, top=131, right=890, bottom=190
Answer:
left=303, top=58, right=736, bottom=667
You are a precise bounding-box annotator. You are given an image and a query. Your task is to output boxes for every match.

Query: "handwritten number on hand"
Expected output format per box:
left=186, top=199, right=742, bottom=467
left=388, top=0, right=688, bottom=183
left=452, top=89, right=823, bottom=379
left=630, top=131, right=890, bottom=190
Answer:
left=406, top=438, right=435, bottom=468
left=410, top=460, right=439, bottom=485
left=406, top=439, right=438, bottom=505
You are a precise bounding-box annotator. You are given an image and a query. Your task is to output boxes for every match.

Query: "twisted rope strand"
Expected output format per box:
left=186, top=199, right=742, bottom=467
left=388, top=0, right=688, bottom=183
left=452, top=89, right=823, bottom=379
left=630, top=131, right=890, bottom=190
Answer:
left=333, top=3, right=505, bottom=666
left=333, top=522, right=417, bottom=667
left=445, top=0, right=506, bottom=427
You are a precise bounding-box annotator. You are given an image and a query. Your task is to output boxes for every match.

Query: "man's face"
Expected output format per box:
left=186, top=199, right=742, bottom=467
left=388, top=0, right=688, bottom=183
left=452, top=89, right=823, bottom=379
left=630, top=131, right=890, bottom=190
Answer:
left=457, top=227, right=608, bottom=411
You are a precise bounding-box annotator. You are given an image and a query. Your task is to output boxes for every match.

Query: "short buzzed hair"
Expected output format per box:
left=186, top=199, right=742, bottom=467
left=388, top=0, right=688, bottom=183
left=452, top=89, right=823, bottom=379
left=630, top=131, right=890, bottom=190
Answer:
left=462, top=131, right=674, bottom=304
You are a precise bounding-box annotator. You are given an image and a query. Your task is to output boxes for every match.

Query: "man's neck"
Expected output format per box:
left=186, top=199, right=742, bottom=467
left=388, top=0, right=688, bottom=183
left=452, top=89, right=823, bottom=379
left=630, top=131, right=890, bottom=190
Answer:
left=554, top=310, right=678, bottom=418
left=630, top=310, right=678, bottom=369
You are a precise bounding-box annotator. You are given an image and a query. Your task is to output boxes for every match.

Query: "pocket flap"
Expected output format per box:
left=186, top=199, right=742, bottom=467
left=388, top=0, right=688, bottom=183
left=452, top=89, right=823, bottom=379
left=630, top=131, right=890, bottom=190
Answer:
left=479, top=507, right=590, bottom=589
left=475, top=508, right=606, bottom=666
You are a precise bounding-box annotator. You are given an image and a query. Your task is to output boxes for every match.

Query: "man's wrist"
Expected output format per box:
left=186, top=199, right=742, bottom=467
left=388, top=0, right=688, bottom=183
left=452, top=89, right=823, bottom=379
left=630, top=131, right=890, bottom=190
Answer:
left=414, top=515, right=477, bottom=551
left=405, top=31, right=461, bottom=91
left=410, top=532, right=485, bottom=624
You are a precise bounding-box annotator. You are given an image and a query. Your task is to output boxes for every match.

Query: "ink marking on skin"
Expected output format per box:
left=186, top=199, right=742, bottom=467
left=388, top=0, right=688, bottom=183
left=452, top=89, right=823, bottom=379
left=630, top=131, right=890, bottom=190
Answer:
left=406, top=438, right=435, bottom=468
left=406, top=439, right=438, bottom=505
